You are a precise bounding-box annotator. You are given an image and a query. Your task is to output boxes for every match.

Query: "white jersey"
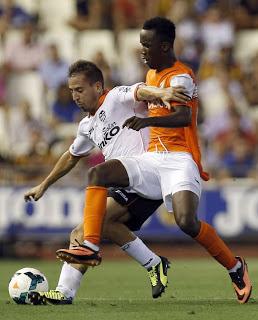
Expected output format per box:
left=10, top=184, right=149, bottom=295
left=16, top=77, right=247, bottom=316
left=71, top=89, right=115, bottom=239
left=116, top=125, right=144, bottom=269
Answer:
left=69, top=83, right=149, bottom=160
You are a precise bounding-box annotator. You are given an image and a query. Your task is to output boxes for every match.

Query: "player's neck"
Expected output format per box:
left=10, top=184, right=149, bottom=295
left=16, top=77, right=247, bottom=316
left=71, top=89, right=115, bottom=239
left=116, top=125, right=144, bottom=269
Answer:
left=156, top=54, right=176, bottom=73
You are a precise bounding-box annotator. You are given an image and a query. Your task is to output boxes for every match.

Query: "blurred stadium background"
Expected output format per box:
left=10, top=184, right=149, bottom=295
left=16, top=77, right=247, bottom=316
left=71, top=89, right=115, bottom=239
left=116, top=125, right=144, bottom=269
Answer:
left=0, top=0, right=258, bottom=308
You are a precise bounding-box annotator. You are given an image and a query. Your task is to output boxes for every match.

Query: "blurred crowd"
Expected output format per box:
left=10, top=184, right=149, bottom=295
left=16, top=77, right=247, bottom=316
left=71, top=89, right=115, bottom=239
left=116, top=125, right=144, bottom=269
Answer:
left=0, top=0, right=258, bottom=186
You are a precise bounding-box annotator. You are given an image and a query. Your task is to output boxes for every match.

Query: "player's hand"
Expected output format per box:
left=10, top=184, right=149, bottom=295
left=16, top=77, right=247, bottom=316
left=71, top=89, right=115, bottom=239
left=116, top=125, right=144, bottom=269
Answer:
left=123, top=116, right=149, bottom=131
left=162, top=86, right=190, bottom=109
left=24, top=184, right=47, bottom=202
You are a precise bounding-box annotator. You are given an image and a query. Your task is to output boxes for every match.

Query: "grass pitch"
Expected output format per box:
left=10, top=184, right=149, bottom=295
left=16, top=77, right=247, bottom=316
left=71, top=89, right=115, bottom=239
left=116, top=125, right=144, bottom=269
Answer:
left=0, top=258, right=257, bottom=320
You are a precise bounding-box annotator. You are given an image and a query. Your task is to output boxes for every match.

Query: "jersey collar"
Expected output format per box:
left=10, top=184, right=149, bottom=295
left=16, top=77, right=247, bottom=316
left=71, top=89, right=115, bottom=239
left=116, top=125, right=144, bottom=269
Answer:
left=98, top=89, right=109, bottom=108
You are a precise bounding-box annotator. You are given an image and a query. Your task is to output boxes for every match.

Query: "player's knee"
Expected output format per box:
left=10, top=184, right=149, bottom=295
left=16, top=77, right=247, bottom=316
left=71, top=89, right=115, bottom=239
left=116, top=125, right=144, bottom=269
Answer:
left=88, top=166, right=106, bottom=186
left=175, top=213, right=198, bottom=236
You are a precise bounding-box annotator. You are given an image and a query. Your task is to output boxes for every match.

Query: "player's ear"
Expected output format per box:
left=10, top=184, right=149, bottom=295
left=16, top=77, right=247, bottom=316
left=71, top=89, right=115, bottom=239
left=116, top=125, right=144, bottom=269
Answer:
left=95, top=82, right=102, bottom=93
left=161, top=42, right=170, bottom=53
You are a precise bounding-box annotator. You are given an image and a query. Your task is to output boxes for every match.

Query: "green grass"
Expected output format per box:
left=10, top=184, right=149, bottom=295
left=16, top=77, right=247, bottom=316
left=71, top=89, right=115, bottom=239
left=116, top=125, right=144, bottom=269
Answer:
left=0, top=258, right=257, bottom=320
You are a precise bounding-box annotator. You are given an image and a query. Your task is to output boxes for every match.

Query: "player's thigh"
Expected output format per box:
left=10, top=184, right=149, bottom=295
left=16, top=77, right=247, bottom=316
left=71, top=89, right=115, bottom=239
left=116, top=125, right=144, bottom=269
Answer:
left=88, top=159, right=129, bottom=187
left=159, top=152, right=202, bottom=212
left=116, top=154, right=162, bottom=200
left=104, top=196, right=130, bottom=224
left=107, top=187, right=163, bottom=231
left=172, top=190, right=199, bottom=221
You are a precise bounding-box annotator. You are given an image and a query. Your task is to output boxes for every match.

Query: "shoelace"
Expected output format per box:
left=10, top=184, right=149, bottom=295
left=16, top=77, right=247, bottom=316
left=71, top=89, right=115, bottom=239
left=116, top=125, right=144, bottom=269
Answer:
left=148, top=268, right=158, bottom=286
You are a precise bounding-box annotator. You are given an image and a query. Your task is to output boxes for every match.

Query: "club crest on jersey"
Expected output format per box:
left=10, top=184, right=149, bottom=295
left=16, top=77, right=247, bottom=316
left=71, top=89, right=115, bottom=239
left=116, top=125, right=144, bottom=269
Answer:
left=99, top=110, right=106, bottom=122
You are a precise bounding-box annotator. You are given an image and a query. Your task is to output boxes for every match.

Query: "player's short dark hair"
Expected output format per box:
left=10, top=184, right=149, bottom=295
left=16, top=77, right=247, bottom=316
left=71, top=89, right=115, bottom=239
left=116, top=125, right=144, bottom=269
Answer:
left=143, top=17, right=176, bottom=44
left=68, top=60, right=104, bottom=87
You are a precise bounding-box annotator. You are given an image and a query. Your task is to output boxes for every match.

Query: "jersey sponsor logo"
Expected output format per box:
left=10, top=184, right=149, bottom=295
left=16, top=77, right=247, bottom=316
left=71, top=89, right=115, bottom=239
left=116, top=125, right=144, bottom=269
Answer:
left=99, top=110, right=106, bottom=122
left=98, top=125, right=120, bottom=149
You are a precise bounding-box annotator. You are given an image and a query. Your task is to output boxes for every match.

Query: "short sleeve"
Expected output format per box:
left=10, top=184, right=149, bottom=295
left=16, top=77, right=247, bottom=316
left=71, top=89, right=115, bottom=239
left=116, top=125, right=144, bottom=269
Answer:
left=169, top=73, right=196, bottom=99
left=69, top=123, right=95, bottom=156
left=112, top=83, right=144, bottom=106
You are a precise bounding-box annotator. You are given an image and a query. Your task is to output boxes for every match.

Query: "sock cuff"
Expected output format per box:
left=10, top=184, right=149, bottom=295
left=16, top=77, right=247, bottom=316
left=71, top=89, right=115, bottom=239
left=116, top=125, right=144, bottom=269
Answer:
left=120, top=237, right=139, bottom=251
left=194, top=221, right=209, bottom=242
left=86, top=186, right=108, bottom=191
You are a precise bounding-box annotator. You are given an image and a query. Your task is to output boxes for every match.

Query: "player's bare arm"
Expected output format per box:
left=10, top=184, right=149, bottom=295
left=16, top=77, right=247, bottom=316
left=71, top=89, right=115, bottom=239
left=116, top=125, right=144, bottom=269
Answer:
left=123, top=105, right=191, bottom=131
left=24, top=150, right=82, bottom=202
left=136, top=85, right=189, bottom=108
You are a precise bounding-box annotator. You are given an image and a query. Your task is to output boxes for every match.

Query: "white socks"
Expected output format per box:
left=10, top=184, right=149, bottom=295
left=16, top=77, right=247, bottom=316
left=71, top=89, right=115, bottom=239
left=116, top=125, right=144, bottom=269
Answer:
left=83, top=240, right=99, bottom=252
left=56, top=238, right=161, bottom=299
left=228, top=260, right=241, bottom=273
left=121, top=237, right=161, bottom=269
left=56, top=263, right=84, bottom=299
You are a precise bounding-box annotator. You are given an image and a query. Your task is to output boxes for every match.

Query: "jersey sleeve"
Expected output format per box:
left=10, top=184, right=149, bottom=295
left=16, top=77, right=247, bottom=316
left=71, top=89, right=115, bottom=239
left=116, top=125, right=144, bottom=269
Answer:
left=69, top=122, right=95, bottom=156
left=112, top=83, right=144, bottom=107
left=169, top=73, right=197, bottom=99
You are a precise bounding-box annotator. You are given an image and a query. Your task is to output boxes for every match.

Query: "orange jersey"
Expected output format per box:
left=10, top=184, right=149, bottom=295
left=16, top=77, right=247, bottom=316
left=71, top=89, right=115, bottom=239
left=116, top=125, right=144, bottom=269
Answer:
left=146, top=60, right=209, bottom=181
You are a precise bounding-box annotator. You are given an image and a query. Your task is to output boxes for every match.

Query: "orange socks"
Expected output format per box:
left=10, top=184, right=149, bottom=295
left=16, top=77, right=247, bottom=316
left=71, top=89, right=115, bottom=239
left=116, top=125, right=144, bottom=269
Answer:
left=83, top=186, right=108, bottom=245
left=194, top=221, right=237, bottom=270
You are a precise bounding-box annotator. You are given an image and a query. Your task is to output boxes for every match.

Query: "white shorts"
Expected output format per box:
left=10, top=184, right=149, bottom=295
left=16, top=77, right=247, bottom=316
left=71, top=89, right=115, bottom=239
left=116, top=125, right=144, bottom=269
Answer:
left=117, top=152, right=202, bottom=212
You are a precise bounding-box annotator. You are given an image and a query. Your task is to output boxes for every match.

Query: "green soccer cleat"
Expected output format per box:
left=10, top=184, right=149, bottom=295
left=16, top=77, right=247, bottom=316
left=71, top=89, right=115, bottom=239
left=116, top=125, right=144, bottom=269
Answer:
left=147, top=256, right=170, bottom=299
left=28, top=290, right=73, bottom=305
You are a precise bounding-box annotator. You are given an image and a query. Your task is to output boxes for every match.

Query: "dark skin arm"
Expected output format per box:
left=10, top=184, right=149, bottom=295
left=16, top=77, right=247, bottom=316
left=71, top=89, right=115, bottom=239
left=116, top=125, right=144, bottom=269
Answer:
left=123, top=105, right=191, bottom=131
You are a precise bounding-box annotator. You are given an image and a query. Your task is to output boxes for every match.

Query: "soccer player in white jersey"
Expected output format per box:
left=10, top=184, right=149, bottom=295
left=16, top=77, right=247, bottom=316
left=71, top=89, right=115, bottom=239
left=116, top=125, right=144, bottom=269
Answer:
left=24, top=60, right=188, bottom=304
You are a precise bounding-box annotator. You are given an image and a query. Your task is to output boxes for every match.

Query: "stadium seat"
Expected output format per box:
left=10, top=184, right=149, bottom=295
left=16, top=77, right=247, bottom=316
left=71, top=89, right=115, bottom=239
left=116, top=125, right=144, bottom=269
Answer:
left=42, top=27, right=78, bottom=63
left=15, top=0, right=38, bottom=13
left=38, top=0, right=75, bottom=29
left=117, top=29, right=142, bottom=84
left=234, top=30, right=258, bottom=66
left=118, top=29, right=140, bottom=60
left=78, top=30, right=118, bottom=65
left=6, top=72, right=45, bottom=119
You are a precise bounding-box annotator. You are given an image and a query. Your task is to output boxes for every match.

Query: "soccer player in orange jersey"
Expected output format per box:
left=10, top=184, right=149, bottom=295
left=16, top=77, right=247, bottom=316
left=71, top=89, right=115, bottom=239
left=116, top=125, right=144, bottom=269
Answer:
left=58, top=18, right=252, bottom=304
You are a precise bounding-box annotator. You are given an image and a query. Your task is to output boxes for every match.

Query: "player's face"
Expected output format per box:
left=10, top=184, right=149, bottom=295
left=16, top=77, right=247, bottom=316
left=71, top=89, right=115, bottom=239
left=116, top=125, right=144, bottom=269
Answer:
left=140, top=29, right=161, bottom=69
left=68, top=73, right=101, bottom=114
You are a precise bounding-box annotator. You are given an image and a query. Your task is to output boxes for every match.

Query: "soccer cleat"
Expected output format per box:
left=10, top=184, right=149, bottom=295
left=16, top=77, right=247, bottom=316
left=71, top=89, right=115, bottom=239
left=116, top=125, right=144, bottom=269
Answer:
left=147, top=256, right=170, bottom=299
left=56, top=243, right=102, bottom=266
left=229, top=256, right=252, bottom=304
left=28, top=290, right=73, bottom=305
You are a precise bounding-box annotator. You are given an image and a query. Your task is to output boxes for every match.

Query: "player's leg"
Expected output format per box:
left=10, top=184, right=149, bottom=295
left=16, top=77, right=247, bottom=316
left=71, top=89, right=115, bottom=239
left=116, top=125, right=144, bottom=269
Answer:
left=57, top=193, right=169, bottom=299
left=29, top=224, right=88, bottom=305
left=159, top=152, right=252, bottom=303
left=103, top=192, right=170, bottom=298
left=82, top=160, right=130, bottom=248
left=172, top=190, right=252, bottom=304
left=31, top=194, right=168, bottom=305
left=56, top=159, right=131, bottom=265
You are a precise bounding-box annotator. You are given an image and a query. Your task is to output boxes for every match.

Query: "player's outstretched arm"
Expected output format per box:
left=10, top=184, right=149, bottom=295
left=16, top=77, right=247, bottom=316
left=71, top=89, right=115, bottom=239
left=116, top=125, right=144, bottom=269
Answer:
left=24, top=150, right=81, bottom=202
left=136, top=85, right=189, bottom=108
